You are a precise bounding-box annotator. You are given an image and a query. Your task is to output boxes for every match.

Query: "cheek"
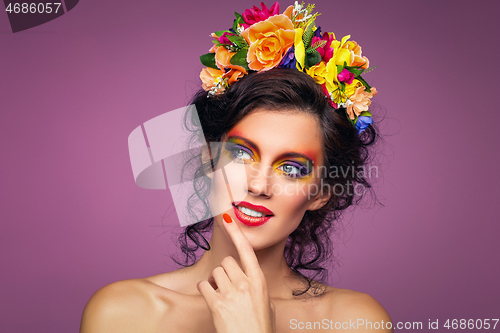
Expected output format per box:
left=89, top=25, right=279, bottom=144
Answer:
left=208, top=156, right=249, bottom=215
left=274, top=179, right=317, bottom=214
left=208, top=168, right=233, bottom=216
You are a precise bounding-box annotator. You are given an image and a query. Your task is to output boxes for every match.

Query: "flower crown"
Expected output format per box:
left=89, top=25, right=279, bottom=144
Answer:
left=199, top=1, right=378, bottom=133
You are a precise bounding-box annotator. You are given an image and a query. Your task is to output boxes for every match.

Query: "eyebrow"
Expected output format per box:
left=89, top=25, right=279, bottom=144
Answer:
left=274, top=152, right=314, bottom=165
left=227, top=135, right=314, bottom=165
left=227, top=135, right=260, bottom=156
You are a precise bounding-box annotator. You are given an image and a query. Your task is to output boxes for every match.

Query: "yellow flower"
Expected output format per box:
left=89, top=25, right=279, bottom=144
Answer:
left=329, top=35, right=354, bottom=66
left=327, top=79, right=363, bottom=106
left=326, top=34, right=370, bottom=69
left=322, top=35, right=369, bottom=105
left=324, top=56, right=339, bottom=92
left=305, top=61, right=327, bottom=84
left=294, top=28, right=305, bottom=70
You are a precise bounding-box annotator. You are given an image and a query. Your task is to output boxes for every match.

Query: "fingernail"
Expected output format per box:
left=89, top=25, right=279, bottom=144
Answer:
left=223, top=213, right=232, bottom=223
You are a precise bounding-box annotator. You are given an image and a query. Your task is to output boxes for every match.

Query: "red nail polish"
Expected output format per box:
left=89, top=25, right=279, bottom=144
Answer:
left=223, top=213, right=232, bottom=223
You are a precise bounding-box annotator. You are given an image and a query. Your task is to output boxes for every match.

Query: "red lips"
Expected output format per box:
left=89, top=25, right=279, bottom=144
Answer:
left=232, top=201, right=274, bottom=227
left=233, top=201, right=274, bottom=215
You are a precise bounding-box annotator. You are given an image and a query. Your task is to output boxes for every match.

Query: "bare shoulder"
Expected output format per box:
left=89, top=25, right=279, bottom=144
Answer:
left=325, top=287, right=393, bottom=332
left=79, top=278, right=169, bottom=333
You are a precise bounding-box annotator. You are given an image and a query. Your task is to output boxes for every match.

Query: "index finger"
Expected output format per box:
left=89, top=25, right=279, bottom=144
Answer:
left=222, top=213, right=262, bottom=277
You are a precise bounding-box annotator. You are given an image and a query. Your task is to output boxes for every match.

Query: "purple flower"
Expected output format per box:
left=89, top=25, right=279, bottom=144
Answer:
left=355, top=116, right=373, bottom=133
left=278, top=46, right=296, bottom=68
left=314, top=26, right=322, bottom=38
left=337, top=68, right=355, bottom=85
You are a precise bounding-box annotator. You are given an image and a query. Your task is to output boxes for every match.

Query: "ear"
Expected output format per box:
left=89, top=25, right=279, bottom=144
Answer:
left=306, top=187, right=332, bottom=211
left=201, top=144, right=215, bottom=179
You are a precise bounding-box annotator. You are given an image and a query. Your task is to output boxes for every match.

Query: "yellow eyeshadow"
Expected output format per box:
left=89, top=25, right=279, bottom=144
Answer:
left=226, top=138, right=260, bottom=162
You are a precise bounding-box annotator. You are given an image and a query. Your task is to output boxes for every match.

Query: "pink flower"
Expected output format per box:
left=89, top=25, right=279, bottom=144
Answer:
left=218, top=32, right=235, bottom=45
left=312, top=32, right=335, bottom=63
left=242, top=2, right=280, bottom=29
left=337, top=68, right=355, bottom=85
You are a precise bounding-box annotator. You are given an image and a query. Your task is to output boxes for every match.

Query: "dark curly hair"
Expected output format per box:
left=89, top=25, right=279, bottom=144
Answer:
left=172, top=68, right=379, bottom=296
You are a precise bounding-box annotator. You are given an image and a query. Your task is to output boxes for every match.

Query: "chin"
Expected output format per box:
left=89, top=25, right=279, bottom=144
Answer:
left=239, top=229, right=285, bottom=251
left=245, top=239, right=272, bottom=251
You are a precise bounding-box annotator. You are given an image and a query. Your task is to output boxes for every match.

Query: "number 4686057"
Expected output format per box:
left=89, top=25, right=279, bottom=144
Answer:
left=443, top=319, right=499, bottom=330
left=5, top=3, right=62, bottom=14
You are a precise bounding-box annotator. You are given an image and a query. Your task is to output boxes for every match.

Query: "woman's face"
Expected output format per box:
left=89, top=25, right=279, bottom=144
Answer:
left=210, top=108, right=330, bottom=250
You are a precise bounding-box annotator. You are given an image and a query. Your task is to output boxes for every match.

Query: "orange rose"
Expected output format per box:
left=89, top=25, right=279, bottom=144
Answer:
left=214, top=46, right=248, bottom=74
left=241, top=14, right=295, bottom=71
left=224, top=69, right=245, bottom=85
left=200, top=67, right=244, bottom=94
left=207, top=33, right=248, bottom=75
left=200, top=67, right=222, bottom=91
left=283, top=5, right=293, bottom=19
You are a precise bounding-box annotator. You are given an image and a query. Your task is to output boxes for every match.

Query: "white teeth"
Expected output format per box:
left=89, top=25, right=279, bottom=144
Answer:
left=237, top=206, right=264, bottom=218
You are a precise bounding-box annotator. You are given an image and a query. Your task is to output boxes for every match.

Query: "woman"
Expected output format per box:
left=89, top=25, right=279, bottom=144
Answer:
left=80, top=3, right=392, bottom=332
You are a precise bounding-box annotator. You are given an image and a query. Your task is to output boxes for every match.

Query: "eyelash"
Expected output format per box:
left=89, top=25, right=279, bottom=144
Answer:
left=228, top=145, right=254, bottom=162
left=228, top=144, right=311, bottom=179
left=277, top=163, right=311, bottom=179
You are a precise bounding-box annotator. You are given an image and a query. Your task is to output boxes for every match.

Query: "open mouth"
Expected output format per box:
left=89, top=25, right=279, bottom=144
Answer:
left=231, top=201, right=273, bottom=226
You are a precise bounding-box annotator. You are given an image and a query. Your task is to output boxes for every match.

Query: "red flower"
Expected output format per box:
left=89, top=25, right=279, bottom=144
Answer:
left=242, top=2, right=280, bottom=29
left=321, top=83, right=337, bottom=108
left=312, top=32, right=335, bottom=63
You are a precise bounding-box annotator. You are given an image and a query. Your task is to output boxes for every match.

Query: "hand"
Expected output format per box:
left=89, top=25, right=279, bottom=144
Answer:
left=197, top=213, right=276, bottom=333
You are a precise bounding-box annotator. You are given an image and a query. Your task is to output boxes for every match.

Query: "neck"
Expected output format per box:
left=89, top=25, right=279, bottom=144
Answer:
left=185, top=219, right=300, bottom=299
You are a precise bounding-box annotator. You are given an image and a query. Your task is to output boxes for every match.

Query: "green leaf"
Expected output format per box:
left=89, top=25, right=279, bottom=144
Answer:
left=302, top=20, right=315, bottom=49
left=227, top=35, right=247, bottom=48
left=214, top=30, right=233, bottom=37
left=200, top=53, right=218, bottom=69
left=360, top=111, right=372, bottom=117
left=362, top=65, right=378, bottom=74
left=229, top=47, right=249, bottom=71
left=336, top=65, right=344, bottom=74
left=345, top=66, right=365, bottom=77
left=305, top=49, right=321, bottom=68
left=233, top=12, right=244, bottom=31
left=349, top=116, right=357, bottom=126
left=235, top=12, right=244, bottom=21
left=311, top=40, right=326, bottom=50
left=357, top=75, right=372, bottom=93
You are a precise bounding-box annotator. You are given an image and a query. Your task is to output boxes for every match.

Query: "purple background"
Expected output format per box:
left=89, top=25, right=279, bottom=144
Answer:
left=1, top=0, right=499, bottom=332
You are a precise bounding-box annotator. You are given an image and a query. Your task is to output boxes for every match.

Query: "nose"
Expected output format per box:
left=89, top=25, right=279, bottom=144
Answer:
left=246, top=163, right=273, bottom=198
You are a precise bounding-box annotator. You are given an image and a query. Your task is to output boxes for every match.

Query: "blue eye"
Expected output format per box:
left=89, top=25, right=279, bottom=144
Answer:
left=228, top=145, right=253, bottom=162
left=278, top=162, right=311, bottom=178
